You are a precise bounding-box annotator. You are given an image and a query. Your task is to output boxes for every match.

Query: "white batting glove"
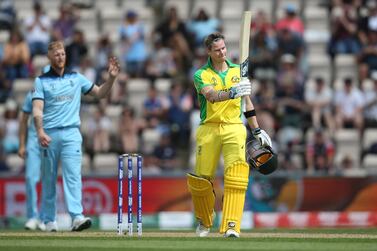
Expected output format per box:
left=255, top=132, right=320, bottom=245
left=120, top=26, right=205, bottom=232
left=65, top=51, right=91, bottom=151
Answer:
left=229, top=78, right=252, bottom=99
left=252, top=128, right=272, bottom=147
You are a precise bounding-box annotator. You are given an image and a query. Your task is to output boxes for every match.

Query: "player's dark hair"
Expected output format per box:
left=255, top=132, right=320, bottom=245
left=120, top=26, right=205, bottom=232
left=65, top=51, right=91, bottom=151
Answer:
left=204, top=32, right=225, bottom=49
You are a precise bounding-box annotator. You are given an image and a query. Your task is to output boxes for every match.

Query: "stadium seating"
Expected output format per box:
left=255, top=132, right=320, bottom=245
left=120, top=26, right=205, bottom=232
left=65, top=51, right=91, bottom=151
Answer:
left=362, top=154, right=377, bottom=174
left=92, top=153, right=118, bottom=174
left=334, top=129, right=360, bottom=167
left=5, top=153, right=24, bottom=173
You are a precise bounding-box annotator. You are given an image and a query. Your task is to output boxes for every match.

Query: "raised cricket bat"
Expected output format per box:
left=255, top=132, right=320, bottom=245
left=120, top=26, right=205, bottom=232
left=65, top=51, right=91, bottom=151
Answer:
left=239, top=11, right=252, bottom=112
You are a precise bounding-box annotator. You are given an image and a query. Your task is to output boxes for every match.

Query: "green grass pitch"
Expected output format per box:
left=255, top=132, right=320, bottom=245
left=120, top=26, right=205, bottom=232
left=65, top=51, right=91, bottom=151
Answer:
left=1, top=228, right=377, bottom=251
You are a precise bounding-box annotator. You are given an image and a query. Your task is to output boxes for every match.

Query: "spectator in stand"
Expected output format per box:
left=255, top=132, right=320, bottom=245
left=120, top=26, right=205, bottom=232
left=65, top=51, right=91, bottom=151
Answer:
left=253, top=78, right=277, bottom=116
left=65, top=29, right=88, bottom=70
left=52, top=3, right=79, bottom=42
left=305, top=128, right=335, bottom=174
left=189, top=47, right=208, bottom=78
left=154, top=6, right=193, bottom=75
left=334, top=77, right=364, bottom=131
left=0, top=144, right=9, bottom=172
left=87, top=107, right=111, bottom=153
left=253, top=79, right=277, bottom=138
left=74, top=57, right=96, bottom=83
left=305, top=77, right=335, bottom=135
left=95, top=34, right=113, bottom=83
left=276, top=68, right=307, bottom=129
left=2, top=29, right=30, bottom=81
left=250, top=10, right=274, bottom=35
left=0, top=0, right=16, bottom=31
left=275, top=4, right=304, bottom=36
left=328, top=0, right=360, bottom=57
left=154, top=6, right=192, bottom=49
left=357, top=31, right=377, bottom=83
left=24, top=2, right=51, bottom=58
left=0, top=62, right=12, bottom=102
left=152, top=133, right=178, bottom=171
left=109, top=72, right=128, bottom=104
left=279, top=141, right=301, bottom=171
left=0, top=99, right=19, bottom=154
left=142, top=153, right=162, bottom=175
left=187, top=8, right=221, bottom=48
left=165, top=82, right=193, bottom=147
left=119, top=106, right=143, bottom=154
left=145, top=35, right=177, bottom=81
left=143, top=85, right=166, bottom=129
left=357, top=0, right=377, bottom=46
left=276, top=54, right=304, bottom=96
left=362, top=71, right=377, bottom=127
left=119, top=10, right=147, bottom=78
left=250, top=29, right=278, bottom=80
left=276, top=28, right=305, bottom=67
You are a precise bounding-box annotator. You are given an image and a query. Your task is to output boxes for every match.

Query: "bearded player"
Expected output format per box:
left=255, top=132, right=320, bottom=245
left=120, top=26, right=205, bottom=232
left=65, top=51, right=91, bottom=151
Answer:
left=187, top=32, right=272, bottom=238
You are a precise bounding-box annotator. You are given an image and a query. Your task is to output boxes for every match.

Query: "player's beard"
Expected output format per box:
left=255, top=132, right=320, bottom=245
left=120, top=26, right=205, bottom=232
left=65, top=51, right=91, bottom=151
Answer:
left=53, top=59, right=65, bottom=71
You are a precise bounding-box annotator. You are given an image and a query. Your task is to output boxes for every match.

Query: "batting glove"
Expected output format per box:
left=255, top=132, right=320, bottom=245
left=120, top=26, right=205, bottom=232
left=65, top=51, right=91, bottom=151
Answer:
left=229, top=78, right=252, bottom=99
left=252, top=128, right=272, bottom=147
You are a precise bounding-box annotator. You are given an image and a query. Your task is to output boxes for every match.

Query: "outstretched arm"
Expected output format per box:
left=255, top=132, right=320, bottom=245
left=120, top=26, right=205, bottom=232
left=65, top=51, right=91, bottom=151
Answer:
left=89, top=57, right=120, bottom=99
left=201, top=78, right=252, bottom=103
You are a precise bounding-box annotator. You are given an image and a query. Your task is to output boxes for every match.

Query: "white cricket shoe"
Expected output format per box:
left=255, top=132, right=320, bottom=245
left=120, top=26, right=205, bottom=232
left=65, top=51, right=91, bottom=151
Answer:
left=224, top=229, right=240, bottom=238
left=44, top=221, right=58, bottom=232
left=37, top=221, right=46, bottom=231
left=24, top=218, right=39, bottom=230
left=71, top=217, right=92, bottom=232
left=196, top=222, right=210, bottom=237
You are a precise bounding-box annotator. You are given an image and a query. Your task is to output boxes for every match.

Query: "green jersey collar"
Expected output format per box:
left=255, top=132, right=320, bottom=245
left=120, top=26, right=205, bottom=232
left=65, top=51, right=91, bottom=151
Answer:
left=206, top=57, right=238, bottom=71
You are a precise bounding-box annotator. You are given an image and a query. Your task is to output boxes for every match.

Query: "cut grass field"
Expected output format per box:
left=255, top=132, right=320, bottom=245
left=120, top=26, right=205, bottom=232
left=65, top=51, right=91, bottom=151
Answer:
left=1, top=228, right=377, bottom=251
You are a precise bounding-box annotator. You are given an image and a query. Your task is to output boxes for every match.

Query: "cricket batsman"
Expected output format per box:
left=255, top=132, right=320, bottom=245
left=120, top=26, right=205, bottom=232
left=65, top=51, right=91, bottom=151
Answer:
left=187, top=32, right=272, bottom=238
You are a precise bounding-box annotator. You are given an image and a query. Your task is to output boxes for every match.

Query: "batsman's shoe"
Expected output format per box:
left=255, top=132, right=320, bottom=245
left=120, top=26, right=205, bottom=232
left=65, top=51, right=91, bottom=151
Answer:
left=25, top=218, right=39, bottom=230
left=196, top=222, right=210, bottom=237
left=224, top=229, right=240, bottom=238
left=44, top=221, right=58, bottom=232
left=71, top=217, right=92, bottom=232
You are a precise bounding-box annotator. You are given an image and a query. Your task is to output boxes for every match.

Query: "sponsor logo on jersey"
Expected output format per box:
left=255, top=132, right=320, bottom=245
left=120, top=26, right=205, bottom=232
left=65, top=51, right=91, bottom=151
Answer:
left=55, top=95, right=74, bottom=102
left=210, top=77, right=218, bottom=86
left=231, top=76, right=240, bottom=83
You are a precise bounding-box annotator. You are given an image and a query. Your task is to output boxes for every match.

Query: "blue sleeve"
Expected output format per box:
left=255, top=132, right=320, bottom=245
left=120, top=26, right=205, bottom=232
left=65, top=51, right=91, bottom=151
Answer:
left=22, top=92, right=33, bottom=114
left=78, top=73, right=94, bottom=95
left=32, top=78, right=44, bottom=100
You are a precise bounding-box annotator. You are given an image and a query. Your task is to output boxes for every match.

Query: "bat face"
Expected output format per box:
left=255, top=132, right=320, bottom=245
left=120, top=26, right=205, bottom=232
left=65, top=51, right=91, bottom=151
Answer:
left=239, top=11, right=252, bottom=112
left=239, top=11, right=252, bottom=79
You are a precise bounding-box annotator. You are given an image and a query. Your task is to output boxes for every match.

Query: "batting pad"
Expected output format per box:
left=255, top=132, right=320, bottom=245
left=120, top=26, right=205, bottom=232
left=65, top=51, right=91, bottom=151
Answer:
left=220, top=161, right=249, bottom=234
left=187, top=173, right=216, bottom=228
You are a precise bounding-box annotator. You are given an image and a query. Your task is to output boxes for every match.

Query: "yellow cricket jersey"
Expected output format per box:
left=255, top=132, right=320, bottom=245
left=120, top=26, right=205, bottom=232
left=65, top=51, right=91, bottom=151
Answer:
left=194, top=58, right=242, bottom=124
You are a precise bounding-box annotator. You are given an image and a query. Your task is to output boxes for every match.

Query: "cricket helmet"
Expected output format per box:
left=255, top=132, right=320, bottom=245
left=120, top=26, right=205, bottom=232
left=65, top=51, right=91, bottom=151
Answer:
left=246, top=139, right=278, bottom=175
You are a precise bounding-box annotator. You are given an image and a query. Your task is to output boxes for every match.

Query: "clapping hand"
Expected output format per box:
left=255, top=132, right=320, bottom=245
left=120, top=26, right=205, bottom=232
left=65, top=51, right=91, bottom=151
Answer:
left=108, top=57, right=120, bottom=78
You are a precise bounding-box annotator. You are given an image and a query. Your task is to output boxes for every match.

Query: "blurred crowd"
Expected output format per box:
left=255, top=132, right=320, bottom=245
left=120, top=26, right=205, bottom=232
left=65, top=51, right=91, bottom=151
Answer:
left=1, top=0, right=377, bottom=176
